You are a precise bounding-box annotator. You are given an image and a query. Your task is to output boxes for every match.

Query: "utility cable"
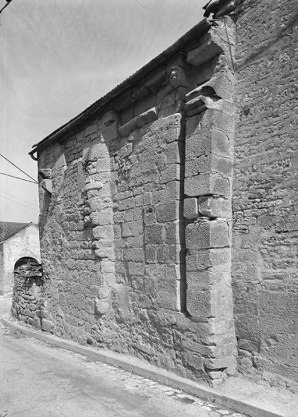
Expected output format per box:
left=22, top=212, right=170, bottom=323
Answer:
left=0, top=172, right=37, bottom=184
left=0, top=194, right=39, bottom=212
left=133, top=0, right=145, bottom=8
left=0, top=153, right=38, bottom=183
left=0, top=189, right=38, bottom=209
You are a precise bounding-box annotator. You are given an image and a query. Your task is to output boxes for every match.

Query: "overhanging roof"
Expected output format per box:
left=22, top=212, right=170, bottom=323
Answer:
left=29, top=18, right=211, bottom=160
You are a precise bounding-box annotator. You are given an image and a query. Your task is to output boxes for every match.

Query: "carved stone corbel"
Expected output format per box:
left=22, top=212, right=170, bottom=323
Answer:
left=38, top=169, right=53, bottom=195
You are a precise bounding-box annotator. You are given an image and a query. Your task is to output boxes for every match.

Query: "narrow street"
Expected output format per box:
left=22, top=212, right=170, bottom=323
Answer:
left=0, top=296, right=245, bottom=417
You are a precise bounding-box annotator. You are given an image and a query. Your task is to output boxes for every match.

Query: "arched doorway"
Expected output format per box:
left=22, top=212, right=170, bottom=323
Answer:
left=14, top=256, right=40, bottom=270
left=14, top=257, right=43, bottom=295
left=12, top=257, right=44, bottom=326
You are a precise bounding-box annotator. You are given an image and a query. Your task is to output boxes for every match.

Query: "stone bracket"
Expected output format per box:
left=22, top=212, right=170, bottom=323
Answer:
left=39, top=169, right=53, bottom=195
left=187, top=29, right=223, bottom=67
left=118, top=107, right=158, bottom=138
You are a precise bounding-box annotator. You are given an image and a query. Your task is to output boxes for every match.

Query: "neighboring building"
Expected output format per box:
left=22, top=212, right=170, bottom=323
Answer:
left=27, top=0, right=298, bottom=392
left=0, top=222, right=41, bottom=295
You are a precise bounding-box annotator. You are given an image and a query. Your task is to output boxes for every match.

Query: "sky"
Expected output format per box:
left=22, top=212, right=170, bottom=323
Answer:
left=0, top=0, right=205, bottom=224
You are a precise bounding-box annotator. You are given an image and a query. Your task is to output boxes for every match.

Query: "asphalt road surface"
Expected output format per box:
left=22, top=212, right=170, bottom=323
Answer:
left=0, top=295, right=245, bottom=417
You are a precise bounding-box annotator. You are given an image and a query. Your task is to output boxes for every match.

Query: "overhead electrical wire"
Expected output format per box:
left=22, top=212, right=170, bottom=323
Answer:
left=133, top=0, right=145, bottom=8
left=0, top=172, right=37, bottom=184
left=0, top=189, right=38, bottom=209
left=0, top=194, right=39, bottom=212
left=0, top=153, right=38, bottom=183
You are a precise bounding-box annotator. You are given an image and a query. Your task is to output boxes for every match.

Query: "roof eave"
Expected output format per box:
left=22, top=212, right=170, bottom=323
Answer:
left=29, top=18, right=211, bottom=160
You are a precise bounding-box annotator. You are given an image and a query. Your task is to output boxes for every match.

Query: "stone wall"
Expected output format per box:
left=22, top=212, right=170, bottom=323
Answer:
left=232, top=0, right=298, bottom=392
left=11, top=259, right=46, bottom=329
left=32, top=0, right=298, bottom=391
left=36, top=19, right=238, bottom=386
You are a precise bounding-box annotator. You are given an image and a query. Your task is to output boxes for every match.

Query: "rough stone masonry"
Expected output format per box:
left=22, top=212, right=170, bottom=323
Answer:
left=24, top=0, right=298, bottom=392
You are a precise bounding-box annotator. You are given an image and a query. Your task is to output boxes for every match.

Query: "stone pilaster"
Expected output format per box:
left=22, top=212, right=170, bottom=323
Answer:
left=184, top=17, right=238, bottom=383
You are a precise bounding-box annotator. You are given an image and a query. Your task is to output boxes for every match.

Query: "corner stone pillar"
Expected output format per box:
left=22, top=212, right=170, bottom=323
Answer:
left=183, top=18, right=237, bottom=381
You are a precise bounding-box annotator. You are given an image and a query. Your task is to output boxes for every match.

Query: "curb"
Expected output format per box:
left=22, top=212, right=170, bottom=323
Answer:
left=1, top=316, right=284, bottom=417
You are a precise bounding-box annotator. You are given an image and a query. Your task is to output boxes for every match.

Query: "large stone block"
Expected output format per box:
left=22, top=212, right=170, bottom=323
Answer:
left=186, top=72, right=234, bottom=102
left=202, top=108, right=235, bottom=138
left=185, top=154, right=233, bottom=177
left=102, top=110, right=119, bottom=127
left=120, top=107, right=158, bottom=138
left=101, top=259, right=115, bottom=274
left=95, top=299, right=109, bottom=315
left=112, top=89, right=135, bottom=112
left=145, top=224, right=164, bottom=245
left=156, top=200, right=180, bottom=222
left=90, top=209, right=113, bottom=226
left=101, top=110, right=119, bottom=141
left=165, top=141, right=183, bottom=164
left=179, top=336, right=213, bottom=357
left=186, top=286, right=210, bottom=318
left=187, top=284, right=233, bottom=321
left=145, top=246, right=157, bottom=263
left=143, top=206, right=156, bottom=226
left=184, top=173, right=230, bottom=197
left=85, top=123, right=98, bottom=136
left=182, top=352, right=204, bottom=371
left=118, top=197, right=135, bottom=211
left=83, top=181, right=103, bottom=192
left=118, top=118, right=137, bottom=138
left=157, top=114, right=182, bottom=143
left=164, top=221, right=181, bottom=245
left=92, top=225, right=114, bottom=240
left=122, top=222, right=134, bottom=238
left=186, top=265, right=230, bottom=288
left=122, top=220, right=143, bottom=237
left=130, top=160, right=157, bottom=178
left=144, top=66, right=167, bottom=91
left=186, top=118, right=231, bottom=159
left=83, top=142, right=107, bottom=160
left=156, top=244, right=183, bottom=265
left=131, top=83, right=150, bottom=101
left=184, top=197, right=198, bottom=220
left=187, top=30, right=223, bottom=67
left=160, top=164, right=180, bottom=184
left=113, top=211, right=125, bottom=223
left=211, top=338, right=238, bottom=361
left=186, top=248, right=231, bottom=272
left=204, top=356, right=237, bottom=372
left=41, top=319, right=55, bottom=333
left=128, top=262, right=145, bottom=276
left=23, top=309, right=35, bottom=319
left=136, top=107, right=158, bottom=128
left=185, top=96, right=208, bottom=118
left=210, top=287, right=234, bottom=319
left=123, top=248, right=145, bottom=262
left=156, top=267, right=179, bottom=310
left=185, top=219, right=230, bottom=249
left=93, top=240, right=115, bottom=260
left=198, top=196, right=231, bottom=218
left=152, top=181, right=181, bottom=205
left=95, top=158, right=111, bottom=173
